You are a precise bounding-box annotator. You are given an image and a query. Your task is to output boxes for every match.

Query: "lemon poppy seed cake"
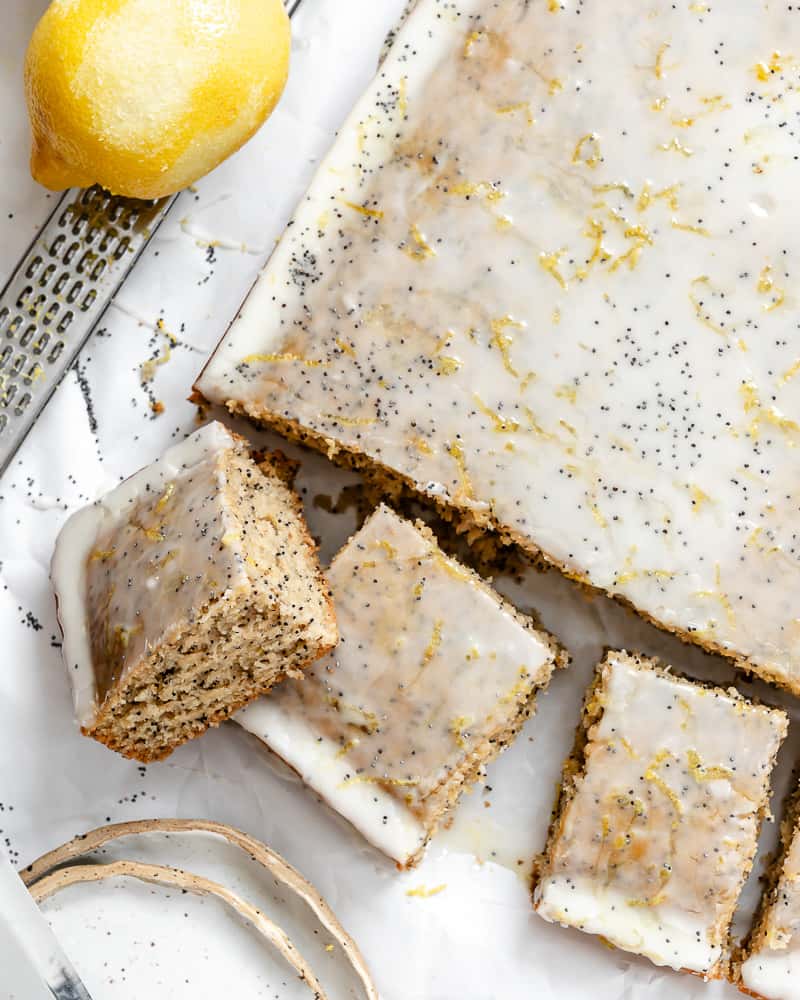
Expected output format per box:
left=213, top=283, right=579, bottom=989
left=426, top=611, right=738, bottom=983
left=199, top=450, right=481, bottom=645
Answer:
left=238, top=504, right=564, bottom=867
left=737, top=786, right=800, bottom=1000
left=533, top=651, right=787, bottom=978
left=196, top=0, right=800, bottom=692
left=51, top=421, right=337, bottom=762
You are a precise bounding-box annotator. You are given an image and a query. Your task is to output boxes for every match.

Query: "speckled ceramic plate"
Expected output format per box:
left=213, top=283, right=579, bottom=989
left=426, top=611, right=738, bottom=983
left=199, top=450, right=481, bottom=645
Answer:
left=29, top=824, right=373, bottom=1000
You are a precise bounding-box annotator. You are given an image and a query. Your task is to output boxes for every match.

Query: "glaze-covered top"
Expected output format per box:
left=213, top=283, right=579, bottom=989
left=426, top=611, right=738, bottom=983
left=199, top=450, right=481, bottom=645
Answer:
left=534, top=652, right=787, bottom=974
left=51, top=422, right=249, bottom=727
left=741, top=811, right=800, bottom=999
left=238, top=503, right=559, bottom=864
left=198, top=0, right=800, bottom=689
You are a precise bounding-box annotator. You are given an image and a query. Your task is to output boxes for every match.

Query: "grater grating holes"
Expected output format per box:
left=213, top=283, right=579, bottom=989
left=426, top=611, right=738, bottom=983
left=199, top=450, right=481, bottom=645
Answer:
left=47, top=341, right=65, bottom=365
left=32, top=332, right=50, bottom=356
left=39, top=263, right=57, bottom=288
left=25, top=256, right=42, bottom=279
left=56, top=312, right=74, bottom=335
left=43, top=302, right=59, bottom=326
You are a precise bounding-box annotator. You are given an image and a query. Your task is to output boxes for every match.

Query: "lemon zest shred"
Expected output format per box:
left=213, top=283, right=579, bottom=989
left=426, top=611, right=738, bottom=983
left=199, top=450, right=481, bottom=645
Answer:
left=398, top=76, right=408, bottom=118
left=780, top=358, right=800, bottom=385
left=242, top=351, right=329, bottom=368
left=437, top=355, right=463, bottom=375
left=404, top=223, right=436, bottom=261
left=341, top=775, right=420, bottom=789
left=496, top=101, right=534, bottom=126
left=644, top=750, right=683, bottom=822
left=555, top=384, right=577, bottom=404
left=658, top=137, right=693, bottom=157
left=335, top=338, right=356, bottom=358
left=322, top=413, right=377, bottom=427
left=654, top=42, right=671, bottom=79
left=422, top=619, right=444, bottom=666
left=155, top=482, right=175, bottom=512
left=572, top=133, right=602, bottom=169
left=463, top=29, right=484, bottom=57
left=406, top=884, right=447, bottom=898
left=687, top=749, right=734, bottom=783
left=688, top=276, right=727, bottom=337
left=449, top=715, right=474, bottom=748
left=689, top=484, right=712, bottom=511
left=89, top=548, right=115, bottom=562
left=141, top=321, right=175, bottom=382
left=539, top=249, right=568, bottom=290
left=757, top=264, right=786, bottom=312
left=341, top=199, right=384, bottom=219
left=490, top=315, right=524, bottom=376
left=589, top=501, right=607, bottom=528
left=448, top=441, right=473, bottom=498
left=473, top=394, right=520, bottom=432
left=593, top=182, right=634, bottom=199
left=672, top=218, right=711, bottom=237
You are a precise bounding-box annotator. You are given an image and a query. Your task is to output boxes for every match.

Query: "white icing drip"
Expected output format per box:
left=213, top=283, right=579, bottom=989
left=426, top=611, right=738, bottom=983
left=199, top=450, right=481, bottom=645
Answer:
left=51, top=422, right=241, bottom=728
left=237, top=504, right=557, bottom=865
left=237, top=700, right=428, bottom=865
left=741, top=950, right=800, bottom=1000
left=537, top=877, right=720, bottom=973
left=741, top=814, right=800, bottom=999
left=197, top=0, right=800, bottom=688
left=534, top=653, right=787, bottom=974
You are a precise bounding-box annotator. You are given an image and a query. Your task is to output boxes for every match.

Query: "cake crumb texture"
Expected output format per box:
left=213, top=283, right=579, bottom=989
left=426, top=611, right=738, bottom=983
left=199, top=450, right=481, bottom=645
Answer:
left=52, top=421, right=337, bottom=761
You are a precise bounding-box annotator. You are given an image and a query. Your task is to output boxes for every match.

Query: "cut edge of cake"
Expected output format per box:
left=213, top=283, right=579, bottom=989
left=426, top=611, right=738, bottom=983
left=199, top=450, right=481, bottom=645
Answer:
left=238, top=502, right=567, bottom=868
left=190, top=397, right=798, bottom=698
left=51, top=422, right=338, bottom=762
left=532, top=649, right=787, bottom=980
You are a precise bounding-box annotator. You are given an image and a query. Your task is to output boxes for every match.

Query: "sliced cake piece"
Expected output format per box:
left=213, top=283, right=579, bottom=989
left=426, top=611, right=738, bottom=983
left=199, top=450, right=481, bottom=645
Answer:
left=533, top=651, right=787, bottom=979
left=51, top=421, right=337, bottom=762
left=738, top=787, right=800, bottom=999
left=238, top=503, right=564, bottom=867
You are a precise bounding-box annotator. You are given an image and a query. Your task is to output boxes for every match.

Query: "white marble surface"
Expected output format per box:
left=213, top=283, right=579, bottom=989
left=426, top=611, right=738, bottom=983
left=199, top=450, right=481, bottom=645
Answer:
left=1, top=2, right=799, bottom=998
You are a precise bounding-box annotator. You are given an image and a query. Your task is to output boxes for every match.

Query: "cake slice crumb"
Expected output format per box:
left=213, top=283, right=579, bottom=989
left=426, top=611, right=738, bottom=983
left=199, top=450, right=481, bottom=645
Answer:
left=51, top=421, right=337, bottom=761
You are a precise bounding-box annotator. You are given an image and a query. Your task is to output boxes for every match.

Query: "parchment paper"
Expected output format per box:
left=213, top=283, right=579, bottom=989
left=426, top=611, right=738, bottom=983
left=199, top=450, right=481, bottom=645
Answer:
left=1, top=2, right=798, bottom=997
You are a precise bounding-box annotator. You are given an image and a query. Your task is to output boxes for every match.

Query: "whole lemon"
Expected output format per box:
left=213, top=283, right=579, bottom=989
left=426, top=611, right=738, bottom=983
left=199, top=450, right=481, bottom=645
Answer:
left=25, top=0, right=290, bottom=200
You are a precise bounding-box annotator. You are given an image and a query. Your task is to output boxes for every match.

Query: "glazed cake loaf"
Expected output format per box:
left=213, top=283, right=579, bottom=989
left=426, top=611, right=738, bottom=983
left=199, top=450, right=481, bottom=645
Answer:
left=533, top=651, right=787, bottom=978
left=738, top=789, right=800, bottom=1000
left=196, top=0, right=800, bottom=692
left=238, top=504, right=564, bottom=867
left=51, top=421, right=337, bottom=761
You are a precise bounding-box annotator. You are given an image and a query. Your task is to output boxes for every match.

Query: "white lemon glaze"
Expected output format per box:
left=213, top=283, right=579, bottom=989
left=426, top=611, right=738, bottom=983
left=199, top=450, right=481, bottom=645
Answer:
left=741, top=818, right=800, bottom=999
left=51, top=422, right=247, bottom=728
left=534, top=652, right=787, bottom=975
left=741, top=950, right=800, bottom=1000
left=237, top=504, right=559, bottom=866
left=198, top=0, right=800, bottom=689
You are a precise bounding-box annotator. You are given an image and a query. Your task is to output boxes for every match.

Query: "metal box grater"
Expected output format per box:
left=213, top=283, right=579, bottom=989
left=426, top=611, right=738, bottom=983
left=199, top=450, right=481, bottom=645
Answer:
left=0, top=186, right=176, bottom=474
